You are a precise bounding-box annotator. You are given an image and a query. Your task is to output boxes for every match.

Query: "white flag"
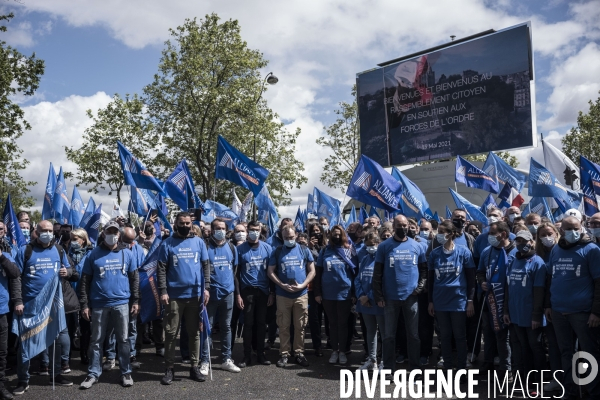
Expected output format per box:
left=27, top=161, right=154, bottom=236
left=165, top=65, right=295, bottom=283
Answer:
left=239, top=192, right=253, bottom=222
left=231, top=189, right=242, bottom=217
left=542, top=140, right=580, bottom=191
left=111, top=200, right=124, bottom=218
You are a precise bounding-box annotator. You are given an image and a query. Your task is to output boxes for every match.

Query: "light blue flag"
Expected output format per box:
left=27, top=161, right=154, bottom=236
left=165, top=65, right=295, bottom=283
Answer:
left=347, top=205, right=358, bottom=226
left=483, top=152, right=526, bottom=193
left=529, top=157, right=582, bottom=209
left=368, top=206, right=379, bottom=218
left=3, top=194, right=26, bottom=248
left=307, top=194, right=316, bottom=215
left=445, top=206, right=452, bottom=219
left=129, top=187, right=157, bottom=217
left=449, top=188, right=488, bottom=225
left=480, top=194, right=497, bottom=214
left=313, top=187, right=341, bottom=225
left=12, top=273, right=66, bottom=362
left=522, top=197, right=554, bottom=223
left=42, top=163, right=56, bottom=220
left=80, top=198, right=97, bottom=228
left=203, top=200, right=239, bottom=230
left=455, top=156, right=499, bottom=193
left=117, top=141, right=165, bottom=194
left=359, top=207, right=368, bottom=224
left=294, top=207, right=305, bottom=232
left=69, top=186, right=85, bottom=228
left=52, top=167, right=70, bottom=224
left=580, top=167, right=599, bottom=217
left=392, top=167, right=433, bottom=220
left=255, top=185, right=278, bottom=225
left=580, top=156, right=600, bottom=196
left=432, top=212, right=441, bottom=223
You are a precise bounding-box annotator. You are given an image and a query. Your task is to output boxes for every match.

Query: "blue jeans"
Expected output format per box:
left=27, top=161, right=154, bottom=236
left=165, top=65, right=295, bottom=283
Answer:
left=551, top=311, right=600, bottom=398
left=18, top=327, right=69, bottom=382
left=88, top=303, right=131, bottom=378
left=41, top=327, right=70, bottom=367
left=436, top=311, right=467, bottom=370
left=105, top=317, right=137, bottom=359
left=201, top=292, right=233, bottom=363
left=362, top=313, right=385, bottom=362
left=382, top=295, right=420, bottom=370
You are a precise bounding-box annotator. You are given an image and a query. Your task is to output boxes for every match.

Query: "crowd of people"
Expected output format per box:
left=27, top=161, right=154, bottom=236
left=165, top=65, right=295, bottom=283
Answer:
left=0, top=206, right=597, bottom=399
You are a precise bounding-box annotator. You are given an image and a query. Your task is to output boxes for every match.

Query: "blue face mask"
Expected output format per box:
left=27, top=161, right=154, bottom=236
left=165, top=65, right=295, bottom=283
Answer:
left=419, top=231, right=429, bottom=239
left=366, top=246, right=378, bottom=254
left=488, top=234, right=500, bottom=248
left=564, top=229, right=581, bottom=244
left=285, top=239, right=296, bottom=248
left=22, top=229, right=30, bottom=238
left=590, top=227, right=600, bottom=238
left=213, top=230, right=226, bottom=241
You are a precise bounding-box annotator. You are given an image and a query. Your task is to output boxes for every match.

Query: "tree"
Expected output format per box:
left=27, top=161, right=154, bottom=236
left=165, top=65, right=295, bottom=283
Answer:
left=0, top=13, right=44, bottom=210
left=316, top=85, right=359, bottom=193
left=65, top=93, right=155, bottom=205
left=562, top=92, right=600, bottom=165
left=144, top=15, right=306, bottom=206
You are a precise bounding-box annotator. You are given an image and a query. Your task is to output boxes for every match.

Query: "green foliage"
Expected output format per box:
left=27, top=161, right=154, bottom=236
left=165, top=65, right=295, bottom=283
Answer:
left=316, top=85, right=360, bottom=193
left=562, top=92, right=600, bottom=165
left=65, top=93, right=155, bottom=205
left=0, top=13, right=44, bottom=210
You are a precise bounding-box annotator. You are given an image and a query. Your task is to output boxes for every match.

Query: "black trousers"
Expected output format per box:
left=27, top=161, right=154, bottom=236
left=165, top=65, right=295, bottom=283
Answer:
left=307, top=291, right=323, bottom=350
left=0, top=314, right=7, bottom=383
left=79, top=317, right=91, bottom=357
left=418, top=291, right=434, bottom=358
left=241, top=287, right=269, bottom=357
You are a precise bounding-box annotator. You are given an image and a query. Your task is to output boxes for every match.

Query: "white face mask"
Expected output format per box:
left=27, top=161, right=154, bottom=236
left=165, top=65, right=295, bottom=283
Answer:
left=436, top=233, right=448, bottom=245
left=366, top=246, right=378, bottom=254
left=508, top=213, right=520, bottom=223
left=247, top=230, right=260, bottom=241
left=39, top=232, right=53, bottom=244
left=104, top=234, right=119, bottom=246
left=488, top=216, right=499, bottom=224
left=234, top=232, right=247, bottom=242
left=541, top=236, right=555, bottom=247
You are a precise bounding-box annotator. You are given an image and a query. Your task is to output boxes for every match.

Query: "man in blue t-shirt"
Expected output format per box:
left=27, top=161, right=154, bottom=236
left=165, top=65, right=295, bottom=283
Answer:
left=266, top=218, right=293, bottom=249
left=79, top=221, right=139, bottom=390
left=199, top=218, right=241, bottom=374
left=156, top=211, right=210, bottom=385
left=236, top=220, right=274, bottom=368
left=545, top=216, right=600, bottom=398
left=268, top=225, right=315, bottom=368
left=372, top=214, right=427, bottom=371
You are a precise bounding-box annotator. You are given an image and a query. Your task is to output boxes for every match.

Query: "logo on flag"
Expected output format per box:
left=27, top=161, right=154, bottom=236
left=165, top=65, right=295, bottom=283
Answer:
left=354, top=172, right=371, bottom=191
left=484, top=164, right=495, bottom=176
left=537, top=172, right=553, bottom=185
left=219, top=152, right=234, bottom=169
left=125, top=155, right=138, bottom=174
left=457, top=166, right=466, bottom=176
left=531, top=203, right=544, bottom=215
left=319, top=204, right=332, bottom=217
left=170, top=170, right=187, bottom=192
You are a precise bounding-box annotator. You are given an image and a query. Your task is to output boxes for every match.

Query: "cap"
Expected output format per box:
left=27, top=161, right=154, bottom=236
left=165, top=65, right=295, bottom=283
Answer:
left=565, top=208, right=582, bottom=221
left=515, top=229, right=533, bottom=241
left=103, top=221, right=120, bottom=231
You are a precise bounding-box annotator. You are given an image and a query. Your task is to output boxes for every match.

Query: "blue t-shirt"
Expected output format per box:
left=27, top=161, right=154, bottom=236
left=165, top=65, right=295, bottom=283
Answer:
left=454, top=233, right=468, bottom=249
left=507, top=254, right=546, bottom=327
left=477, top=245, right=518, bottom=276
left=547, top=242, right=600, bottom=314
left=269, top=244, right=314, bottom=299
left=82, top=246, right=138, bottom=308
left=157, top=236, right=209, bottom=300
left=0, top=252, right=15, bottom=314
left=238, top=241, right=272, bottom=295
left=374, top=237, right=426, bottom=301
left=354, top=248, right=383, bottom=316
left=473, top=231, right=516, bottom=261
left=130, top=243, right=146, bottom=267
left=16, top=244, right=71, bottom=303
left=266, top=233, right=284, bottom=249
left=206, top=241, right=237, bottom=301
left=316, top=246, right=355, bottom=301
left=428, top=245, right=475, bottom=312
left=354, top=241, right=366, bottom=255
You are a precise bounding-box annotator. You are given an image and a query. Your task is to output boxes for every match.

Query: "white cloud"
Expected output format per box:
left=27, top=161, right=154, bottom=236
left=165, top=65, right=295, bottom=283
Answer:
left=2, top=20, right=34, bottom=47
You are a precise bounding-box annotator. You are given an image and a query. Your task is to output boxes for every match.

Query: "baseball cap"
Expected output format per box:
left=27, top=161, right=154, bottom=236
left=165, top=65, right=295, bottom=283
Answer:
left=515, top=229, right=533, bottom=241
left=103, top=221, right=120, bottom=231
left=565, top=208, right=582, bottom=222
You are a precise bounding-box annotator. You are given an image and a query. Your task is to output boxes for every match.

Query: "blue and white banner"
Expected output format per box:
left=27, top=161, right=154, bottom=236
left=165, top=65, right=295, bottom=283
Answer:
left=42, top=163, right=57, bottom=221
left=455, top=156, right=499, bottom=193
left=346, top=155, right=401, bottom=212
left=529, top=157, right=582, bottom=209
left=391, top=167, right=433, bottom=220
left=483, top=152, right=526, bottom=193
left=215, top=135, right=269, bottom=196
left=117, top=141, right=164, bottom=194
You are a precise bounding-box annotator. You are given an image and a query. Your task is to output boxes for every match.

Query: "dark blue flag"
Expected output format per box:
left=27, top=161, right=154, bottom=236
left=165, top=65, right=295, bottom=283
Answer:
left=346, top=155, right=401, bottom=212
left=83, top=204, right=103, bottom=244
left=69, top=186, right=85, bottom=228
left=529, top=157, right=582, bottom=208
left=215, top=135, right=269, bottom=196
left=455, top=156, right=499, bottom=193
left=368, top=206, right=379, bottom=218
left=522, top=197, right=554, bottom=223
left=52, top=167, right=70, bottom=224
left=359, top=207, right=368, bottom=224
left=449, top=188, right=488, bottom=225
left=203, top=200, right=239, bottom=230
left=117, top=141, right=164, bottom=194
left=139, top=238, right=163, bottom=324
left=307, top=194, right=316, bottom=215
left=314, top=187, right=341, bottom=225
left=42, top=163, right=56, bottom=220
left=486, top=248, right=508, bottom=332
left=580, top=167, right=599, bottom=217
left=3, top=194, right=26, bottom=248
left=80, top=197, right=97, bottom=228
left=180, top=160, right=204, bottom=210
left=483, top=152, right=526, bottom=192
left=480, top=194, right=497, bottom=214
left=445, top=206, right=452, bottom=219
left=129, top=187, right=157, bottom=217
left=497, top=182, right=513, bottom=201
left=255, top=185, right=278, bottom=225
left=580, top=156, right=600, bottom=196
left=165, top=159, right=199, bottom=211
left=391, top=167, right=432, bottom=220
left=294, top=207, right=304, bottom=232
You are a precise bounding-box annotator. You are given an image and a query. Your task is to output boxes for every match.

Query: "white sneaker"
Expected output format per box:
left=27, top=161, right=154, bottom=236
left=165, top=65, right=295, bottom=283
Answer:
left=543, top=379, right=561, bottom=392
left=221, top=359, right=241, bottom=373
left=378, top=361, right=384, bottom=371
left=329, top=351, right=339, bottom=364
left=339, top=352, right=348, bottom=365
left=359, top=359, right=375, bottom=370
left=437, top=357, right=444, bottom=368
left=199, top=362, right=209, bottom=376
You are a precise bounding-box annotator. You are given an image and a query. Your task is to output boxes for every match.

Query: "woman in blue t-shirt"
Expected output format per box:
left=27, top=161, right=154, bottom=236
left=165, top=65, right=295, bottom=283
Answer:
left=427, top=220, right=476, bottom=371
left=314, top=225, right=357, bottom=366
left=354, top=231, right=384, bottom=371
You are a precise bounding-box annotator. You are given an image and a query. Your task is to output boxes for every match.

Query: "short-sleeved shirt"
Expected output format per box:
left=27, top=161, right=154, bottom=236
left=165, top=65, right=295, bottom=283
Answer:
left=316, top=246, right=354, bottom=301
left=16, top=244, right=70, bottom=303
left=269, top=244, right=313, bottom=299
left=428, top=245, right=476, bottom=312
left=507, top=254, right=546, bottom=327
left=354, top=248, right=383, bottom=316
left=206, top=241, right=238, bottom=301
left=238, top=241, right=273, bottom=295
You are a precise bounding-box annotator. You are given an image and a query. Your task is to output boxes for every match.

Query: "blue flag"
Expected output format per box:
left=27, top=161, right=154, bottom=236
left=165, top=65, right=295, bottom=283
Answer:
left=346, top=155, right=401, bottom=212
left=267, top=211, right=278, bottom=237
left=180, top=160, right=205, bottom=211
left=80, top=198, right=97, bottom=228
left=391, top=167, right=433, bottom=220
left=215, top=135, right=269, bottom=196
left=155, top=194, right=173, bottom=233
left=12, top=273, right=66, bottom=362
left=449, top=188, right=488, bottom=225
left=294, top=207, right=305, bottom=232
left=347, top=205, right=358, bottom=226
left=552, top=208, right=564, bottom=222
left=580, top=156, right=600, bottom=196
left=497, top=182, right=513, bottom=201
left=83, top=204, right=103, bottom=244
left=359, top=207, right=368, bottom=224
left=117, top=141, right=164, bottom=193
left=480, top=194, right=497, bottom=214
left=139, top=238, right=163, bottom=324
left=255, top=185, right=278, bottom=225
left=445, top=206, right=452, bottom=219
left=522, top=197, right=554, bottom=222
left=52, top=167, right=70, bottom=224
left=42, top=163, right=57, bottom=220
left=483, top=152, right=526, bottom=193
left=313, top=187, right=341, bottom=225
left=455, top=156, right=499, bottom=193
left=307, top=194, right=316, bottom=215
left=3, top=194, right=26, bottom=248
left=580, top=167, right=599, bottom=217
left=529, top=157, right=583, bottom=208
left=432, top=211, right=441, bottom=223
left=69, top=186, right=85, bottom=228
left=129, top=187, right=157, bottom=217
left=368, top=206, right=379, bottom=218
left=203, top=200, right=239, bottom=230
left=486, top=248, right=508, bottom=332
left=165, top=159, right=198, bottom=211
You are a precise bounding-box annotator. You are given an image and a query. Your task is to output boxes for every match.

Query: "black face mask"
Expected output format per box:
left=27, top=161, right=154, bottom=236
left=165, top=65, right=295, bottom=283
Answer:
left=452, top=219, right=466, bottom=230
left=331, top=236, right=342, bottom=246
left=407, top=229, right=417, bottom=239
left=395, top=227, right=407, bottom=239
left=60, top=231, right=70, bottom=241
left=517, top=243, right=531, bottom=254
left=176, top=226, right=191, bottom=237
left=348, top=232, right=358, bottom=242
left=144, top=227, right=154, bottom=236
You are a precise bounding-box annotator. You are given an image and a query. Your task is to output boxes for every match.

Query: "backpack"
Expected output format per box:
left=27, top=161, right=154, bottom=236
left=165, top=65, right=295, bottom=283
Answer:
left=23, top=243, right=72, bottom=273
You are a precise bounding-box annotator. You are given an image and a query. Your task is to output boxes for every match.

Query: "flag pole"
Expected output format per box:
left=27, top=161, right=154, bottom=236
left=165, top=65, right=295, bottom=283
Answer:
left=52, top=340, right=55, bottom=390
left=470, top=296, right=486, bottom=363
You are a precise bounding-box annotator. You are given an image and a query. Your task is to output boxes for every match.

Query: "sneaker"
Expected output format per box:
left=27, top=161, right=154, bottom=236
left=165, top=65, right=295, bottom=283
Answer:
left=295, top=354, right=309, bottom=367
left=38, top=365, right=49, bottom=376
left=61, top=363, right=71, bottom=374
left=420, top=356, right=429, bottom=366
left=79, top=376, right=97, bottom=390
left=544, top=379, right=561, bottom=392
left=12, top=382, right=28, bottom=395
left=221, top=359, right=241, bottom=373
left=160, top=368, right=174, bottom=385
left=493, top=356, right=500, bottom=366
left=257, top=354, right=271, bottom=366
left=276, top=356, right=288, bottom=368
left=120, top=373, right=133, bottom=387
left=0, top=385, right=13, bottom=399
left=359, top=359, right=375, bottom=370
left=51, top=374, right=73, bottom=387
left=329, top=351, right=339, bottom=364
left=466, top=360, right=473, bottom=368
left=395, top=355, right=405, bottom=364
left=182, top=356, right=191, bottom=364
left=315, top=348, right=323, bottom=357
left=437, top=357, right=444, bottom=368
left=199, top=362, right=209, bottom=376
left=103, top=359, right=115, bottom=371
left=130, top=356, right=140, bottom=369
left=338, top=352, right=347, bottom=365
left=156, top=348, right=165, bottom=357
left=189, top=366, right=205, bottom=382
left=238, top=356, right=251, bottom=368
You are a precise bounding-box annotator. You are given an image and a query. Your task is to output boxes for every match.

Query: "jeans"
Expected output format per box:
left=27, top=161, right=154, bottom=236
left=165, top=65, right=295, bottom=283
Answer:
left=41, top=327, right=70, bottom=367
left=201, top=292, right=234, bottom=363
left=437, top=311, right=467, bottom=370
left=510, top=325, right=546, bottom=380
left=552, top=310, right=600, bottom=397
left=382, top=295, right=420, bottom=370
left=241, top=287, right=269, bottom=357
left=544, top=323, right=563, bottom=381
left=164, top=297, right=200, bottom=367
left=307, top=291, right=324, bottom=350
left=483, top=311, right=510, bottom=370
left=105, top=318, right=137, bottom=359
left=18, top=327, right=68, bottom=381
left=362, top=313, right=385, bottom=361
left=276, top=294, right=308, bottom=357
left=322, top=299, right=352, bottom=352
left=88, top=303, right=131, bottom=378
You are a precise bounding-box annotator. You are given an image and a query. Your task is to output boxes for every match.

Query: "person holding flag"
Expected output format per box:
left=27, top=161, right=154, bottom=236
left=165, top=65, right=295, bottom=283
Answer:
left=0, top=248, right=20, bottom=398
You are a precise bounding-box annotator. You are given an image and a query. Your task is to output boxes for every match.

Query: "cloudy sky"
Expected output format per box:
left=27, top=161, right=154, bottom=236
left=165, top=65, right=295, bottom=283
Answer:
left=2, top=0, right=600, bottom=217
